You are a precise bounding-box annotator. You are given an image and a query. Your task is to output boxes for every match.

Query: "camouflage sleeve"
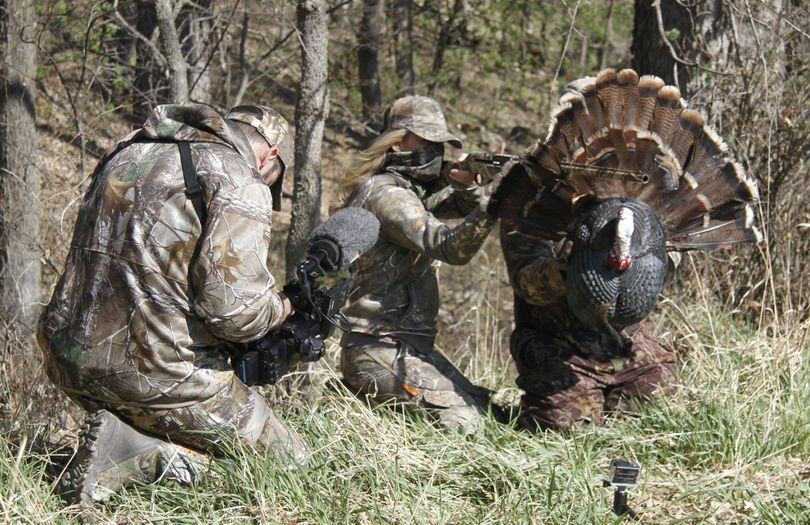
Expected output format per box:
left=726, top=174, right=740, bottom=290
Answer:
left=369, top=185, right=495, bottom=265
left=500, top=226, right=566, bottom=307
left=191, top=182, right=286, bottom=342
left=428, top=180, right=486, bottom=219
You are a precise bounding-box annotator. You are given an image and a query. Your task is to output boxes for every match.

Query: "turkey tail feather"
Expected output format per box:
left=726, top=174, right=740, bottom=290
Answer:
left=618, top=69, right=640, bottom=128
left=637, top=75, right=664, bottom=130
left=490, top=68, right=760, bottom=253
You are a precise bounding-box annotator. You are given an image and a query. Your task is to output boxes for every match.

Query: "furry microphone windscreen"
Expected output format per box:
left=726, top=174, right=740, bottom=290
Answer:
left=308, top=207, right=381, bottom=267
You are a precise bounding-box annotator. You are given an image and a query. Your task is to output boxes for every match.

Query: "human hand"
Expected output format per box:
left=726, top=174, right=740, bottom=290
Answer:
left=279, top=292, right=295, bottom=319
left=448, top=167, right=476, bottom=187
left=448, top=153, right=477, bottom=188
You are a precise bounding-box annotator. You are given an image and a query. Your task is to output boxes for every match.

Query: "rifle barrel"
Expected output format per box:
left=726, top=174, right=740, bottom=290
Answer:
left=561, top=162, right=650, bottom=184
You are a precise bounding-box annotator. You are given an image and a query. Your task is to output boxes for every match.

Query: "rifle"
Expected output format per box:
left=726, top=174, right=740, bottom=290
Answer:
left=444, top=152, right=520, bottom=186
left=229, top=208, right=380, bottom=386
left=444, top=150, right=652, bottom=187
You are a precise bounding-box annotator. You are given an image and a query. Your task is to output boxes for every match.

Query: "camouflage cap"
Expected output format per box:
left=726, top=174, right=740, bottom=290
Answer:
left=226, top=105, right=294, bottom=171
left=382, top=96, right=463, bottom=149
left=226, top=105, right=292, bottom=212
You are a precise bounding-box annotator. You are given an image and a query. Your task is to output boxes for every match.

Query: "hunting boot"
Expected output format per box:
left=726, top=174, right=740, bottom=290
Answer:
left=58, top=409, right=209, bottom=505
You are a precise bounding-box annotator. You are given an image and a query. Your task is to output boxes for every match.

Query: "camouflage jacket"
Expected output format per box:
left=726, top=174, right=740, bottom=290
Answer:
left=38, top=104, right=287, bottom=407
left=342, top=169, right=496, bottom=346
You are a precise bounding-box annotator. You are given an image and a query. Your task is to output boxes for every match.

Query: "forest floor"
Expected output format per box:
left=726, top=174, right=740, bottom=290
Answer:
left=0, top=75, right=808, bottom=523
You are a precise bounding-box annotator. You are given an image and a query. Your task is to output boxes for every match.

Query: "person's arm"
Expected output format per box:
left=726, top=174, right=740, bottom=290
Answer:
left=368, top=184, right=495, bottom=265
left=190, top=182, right=288, bottom=342
left=500, top=226, right=567, bottom=307
left=427, top=167, right=486, bottom=218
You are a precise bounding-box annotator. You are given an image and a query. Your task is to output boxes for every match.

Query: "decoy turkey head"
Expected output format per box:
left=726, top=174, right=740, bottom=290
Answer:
left=566, top=199, right=668, bottom=337
left=607, top=206, right=634, bottom=271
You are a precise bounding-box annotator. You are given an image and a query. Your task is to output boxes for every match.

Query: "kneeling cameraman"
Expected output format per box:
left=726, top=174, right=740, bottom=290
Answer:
left=38, top=103, right=303, bottom=504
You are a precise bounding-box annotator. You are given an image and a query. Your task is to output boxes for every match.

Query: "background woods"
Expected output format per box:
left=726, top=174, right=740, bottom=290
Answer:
left=14, top=0, right=807, bottom=335
left=0, top=1, right=807, bottom=523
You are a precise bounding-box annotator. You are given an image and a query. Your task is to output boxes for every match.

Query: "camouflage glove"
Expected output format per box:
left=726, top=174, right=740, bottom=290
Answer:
left=551, top=238, right=573, bottom=271
left=479, top=163, right=514, bottom=215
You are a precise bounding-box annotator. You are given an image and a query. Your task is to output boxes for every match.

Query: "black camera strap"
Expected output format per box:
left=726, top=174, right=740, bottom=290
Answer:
left=178, top=142, right=208, bottom=298
left=178, top=142, right=207, bottom=225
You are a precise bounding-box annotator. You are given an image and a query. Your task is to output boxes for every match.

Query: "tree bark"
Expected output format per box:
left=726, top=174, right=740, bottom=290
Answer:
left=430, top=0, right=465, bottom=92
left=391, top=0, right=415, bottom=93
left=179, top=0, right=213, bottom=103
left=598, top=0, right=615, bottom=69
left=232, top=9, right=251, bottom=107
left=631, top=0, right=692, bottom=88
left=155, top=0, right=189, bottom=103
left=358, top=0, right=383, bottom=124
left=0, top=0, right=40, bottom=327
left=286, top=0, right=329, bottom=279
left=130, top=0, right=160, bottom=120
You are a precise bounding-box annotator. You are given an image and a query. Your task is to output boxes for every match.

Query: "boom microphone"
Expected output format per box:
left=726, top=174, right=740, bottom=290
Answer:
left=304, top=207, right=380, bottom=276
left=232, top=207, right=379, bottom=387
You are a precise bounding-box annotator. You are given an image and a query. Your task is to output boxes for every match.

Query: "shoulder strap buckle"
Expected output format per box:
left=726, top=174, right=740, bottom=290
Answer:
left=177, top=142, right=207, bottom=225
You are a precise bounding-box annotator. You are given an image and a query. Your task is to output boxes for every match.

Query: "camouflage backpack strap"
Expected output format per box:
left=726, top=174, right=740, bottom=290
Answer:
left=177, top=142, right=208, bottom=225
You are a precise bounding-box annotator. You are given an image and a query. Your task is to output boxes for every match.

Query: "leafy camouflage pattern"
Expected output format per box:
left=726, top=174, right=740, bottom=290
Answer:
left=342, top=170, right=495, bottom=339
left=501, top=223, right=677, bottom=432
left=59, top=409, right=210, bottom=504
left=110, top=375, right=307, bottom=464
left=382, top=95, right=463, bottom=148
left=38, top=103, right=288, bottom=409
left=341, top=333, right=490, bottom=431
left=339, top=167, right=496, bottom=428
left=61, top=376, right=306, bottom=504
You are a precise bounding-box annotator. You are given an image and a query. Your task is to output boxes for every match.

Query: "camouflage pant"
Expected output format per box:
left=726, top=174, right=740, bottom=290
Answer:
left=71, top=374, right=307, bottom=467
left=340, top=333, right=491, bottom=430
left=511, top=324, right=677, bottom=432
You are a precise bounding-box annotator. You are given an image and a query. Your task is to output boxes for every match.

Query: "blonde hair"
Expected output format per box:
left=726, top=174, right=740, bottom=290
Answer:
left=340, top=129, right=408, bottom=203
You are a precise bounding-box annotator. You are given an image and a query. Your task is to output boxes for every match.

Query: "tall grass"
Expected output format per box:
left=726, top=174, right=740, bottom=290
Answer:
left=2, top=263, right=808, bottom=524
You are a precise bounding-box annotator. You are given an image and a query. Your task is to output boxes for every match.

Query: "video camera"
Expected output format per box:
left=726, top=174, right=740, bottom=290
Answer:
left=603, top=458, right=641, bottom=519
left=230, top=207, right=380, bottom=386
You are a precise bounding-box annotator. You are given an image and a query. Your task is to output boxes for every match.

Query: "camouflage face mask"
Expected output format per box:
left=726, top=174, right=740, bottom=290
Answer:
left=385, top=142, right=445, bottom=183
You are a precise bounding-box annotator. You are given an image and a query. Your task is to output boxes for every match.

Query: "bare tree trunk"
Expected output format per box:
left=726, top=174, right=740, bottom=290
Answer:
left=598, top=0, right=615, bottom=69
left=0, top=0, right=40, bottom=327
left=155, top=0, right=189, bottom=103
left=232, top=8, right=251, bottom=107
left=429, top=0, right=465, bottom=93
left=391, top=0, right=415, bottom=93
left=358, top=0, right=383, bottom=124
left=578, top=33, right=589, bottom=70
left=286, top=0, right=329, bottom=279
left=131, top=0, right=161, bottom=120
left=179, top=0, right=213, bottom=103
left=631, top=0, right=692, bottom=88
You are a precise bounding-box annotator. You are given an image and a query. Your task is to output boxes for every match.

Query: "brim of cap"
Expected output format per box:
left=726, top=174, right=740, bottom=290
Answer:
left=277, top=137, right=294, bottom=169
left=409, top=128, right=463, bottom=149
